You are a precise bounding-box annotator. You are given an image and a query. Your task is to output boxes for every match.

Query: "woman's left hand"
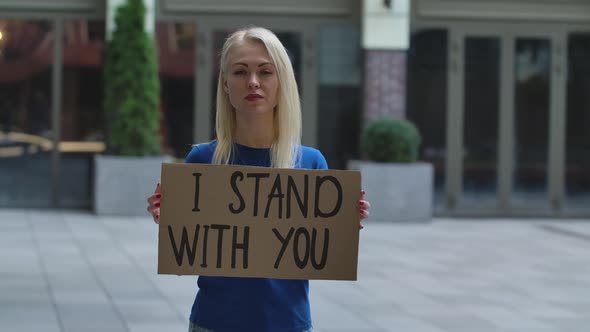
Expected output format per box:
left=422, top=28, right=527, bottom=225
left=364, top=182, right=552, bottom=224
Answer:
left=359, top=190, right=371, bottom=229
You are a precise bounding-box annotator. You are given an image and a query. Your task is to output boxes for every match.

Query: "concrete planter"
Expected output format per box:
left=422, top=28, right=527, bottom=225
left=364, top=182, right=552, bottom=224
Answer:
left=94, top=154, right=172, bottom=216
left=348, top=160, right=433, bottom=222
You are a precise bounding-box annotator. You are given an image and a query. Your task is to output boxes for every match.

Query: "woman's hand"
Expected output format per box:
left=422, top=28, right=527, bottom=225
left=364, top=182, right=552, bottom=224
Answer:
left=359, top=190, right=371, bottom=229
left=147, top=182, right=162, bottom=224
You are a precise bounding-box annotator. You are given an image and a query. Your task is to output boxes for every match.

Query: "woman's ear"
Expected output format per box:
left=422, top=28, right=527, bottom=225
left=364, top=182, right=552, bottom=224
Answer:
left=222, top=77, right=229, bottom=93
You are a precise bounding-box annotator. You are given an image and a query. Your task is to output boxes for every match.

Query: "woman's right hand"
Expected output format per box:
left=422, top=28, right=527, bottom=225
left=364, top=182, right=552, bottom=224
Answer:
left=147, top=182, right=162, bottom=224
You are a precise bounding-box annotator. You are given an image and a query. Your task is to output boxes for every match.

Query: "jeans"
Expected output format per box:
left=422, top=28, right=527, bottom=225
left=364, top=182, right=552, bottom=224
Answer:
left=188, top=322, right=313, bottom=332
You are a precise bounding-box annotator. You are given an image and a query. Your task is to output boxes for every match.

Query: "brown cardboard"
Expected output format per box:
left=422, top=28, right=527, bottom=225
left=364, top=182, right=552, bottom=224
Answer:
left=158, top=163, right=361, bottom=280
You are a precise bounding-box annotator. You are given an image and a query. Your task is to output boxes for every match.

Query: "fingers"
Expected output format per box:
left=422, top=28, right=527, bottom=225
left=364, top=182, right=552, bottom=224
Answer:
left=360, top=208, right=369, bottom=220
left=359, top=189, right=370, bottom=223
left=359, top=192, right=366, bottom=230
left=149, top=197, right=160, bottom=223
left=147, top=193, right=161, bottom=205
left=147, top=205, right=160, bottom=223
left=147, top=182, right=162, bottom=204
left=146, top=202, right=160, bottom=213
left=359, top=199, right=371, bottom=210
left=147, top=182, right=162, bottom=224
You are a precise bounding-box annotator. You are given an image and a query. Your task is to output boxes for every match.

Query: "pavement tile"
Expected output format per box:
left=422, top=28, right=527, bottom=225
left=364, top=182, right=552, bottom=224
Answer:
left=52, top=290, right=111, bottom=305
left=60, top=323, right=128, bottom=332
left=0, top=322, right=61, bottom=332
left=540, top=317, right=590, bottom=332
left=128, top=322, right=189, bottom=332
left=0, top=303, right=59, bottom=325
left=1, top=210, right=590, bottom=332
left=360, top=314, right=447, bottom=332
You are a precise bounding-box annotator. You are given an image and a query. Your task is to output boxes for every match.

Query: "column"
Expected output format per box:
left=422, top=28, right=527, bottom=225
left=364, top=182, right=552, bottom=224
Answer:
left=362, top=0, right=410, bottom=123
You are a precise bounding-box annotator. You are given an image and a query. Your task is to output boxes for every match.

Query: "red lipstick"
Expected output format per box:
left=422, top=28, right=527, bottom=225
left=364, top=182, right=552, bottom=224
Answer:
left=245, top=94, right=263, bottom=101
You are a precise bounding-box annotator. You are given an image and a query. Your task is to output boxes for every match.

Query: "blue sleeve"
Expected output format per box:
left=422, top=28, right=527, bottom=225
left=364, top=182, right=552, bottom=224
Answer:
left=315, top=151, right=328, bottom=170
left=184, top=144, right=212, bottom=164
left=299, top=146, right=328, bottom=170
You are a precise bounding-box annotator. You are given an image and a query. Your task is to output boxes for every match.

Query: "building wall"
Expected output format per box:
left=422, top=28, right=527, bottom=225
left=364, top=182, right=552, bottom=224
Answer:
left=0, top=0, right=103, bottom=15
left=413, top=0, right=590, bottom=22
left=159, top=0, right=357, bottom=16
left=0, top=0, right=358, bottom=17
left=363, top=50, right=406, bottom=122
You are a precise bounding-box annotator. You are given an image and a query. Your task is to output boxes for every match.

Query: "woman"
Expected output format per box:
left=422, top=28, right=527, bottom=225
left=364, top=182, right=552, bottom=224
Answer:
left=147, top=27, right=371, bottom=332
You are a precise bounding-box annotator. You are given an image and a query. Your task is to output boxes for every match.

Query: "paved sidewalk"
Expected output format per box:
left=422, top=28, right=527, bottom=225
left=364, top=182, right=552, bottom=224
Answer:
left=1, top=210, right=589, bottom=332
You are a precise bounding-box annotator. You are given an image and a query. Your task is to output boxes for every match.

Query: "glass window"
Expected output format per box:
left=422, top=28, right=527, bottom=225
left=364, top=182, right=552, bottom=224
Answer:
left=61, top=20, right=105, bottom=143
left=157, top=21, right=196, bottom=158
left=0, top=19, right=54, bottom=207
left=565, top=33, right=590, bottom=210
left=512, top=38, right=551, bottom=206
left=462, top=37, right=500, bottom=206
left=59, top=20, right=106, bottom=208
left=317, top=25, right=362, bottom=170
left=407, top=29, right=448, bottom=208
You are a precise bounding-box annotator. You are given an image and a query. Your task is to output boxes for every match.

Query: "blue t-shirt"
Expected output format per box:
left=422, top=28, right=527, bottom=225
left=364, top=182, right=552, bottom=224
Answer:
left=185, top=140, right=328, bottom=332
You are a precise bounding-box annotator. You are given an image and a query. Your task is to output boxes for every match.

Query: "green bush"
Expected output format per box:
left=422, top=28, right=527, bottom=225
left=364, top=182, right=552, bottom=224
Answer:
left=361, top=118, right=421, bottom=163
left=104, top=0, right=160, bottom=156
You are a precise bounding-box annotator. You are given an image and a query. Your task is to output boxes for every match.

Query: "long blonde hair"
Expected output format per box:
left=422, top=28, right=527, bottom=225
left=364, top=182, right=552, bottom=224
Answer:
left=212, top=27, right=302, bottom=168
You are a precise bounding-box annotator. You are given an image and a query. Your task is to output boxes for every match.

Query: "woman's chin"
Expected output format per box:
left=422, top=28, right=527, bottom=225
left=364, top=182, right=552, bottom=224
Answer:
left=237, top=106, right=274, bottom=116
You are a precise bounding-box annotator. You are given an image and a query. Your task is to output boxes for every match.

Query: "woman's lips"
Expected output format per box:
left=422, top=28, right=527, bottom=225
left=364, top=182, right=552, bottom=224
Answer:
left=245, top=94, right=263, bottom=101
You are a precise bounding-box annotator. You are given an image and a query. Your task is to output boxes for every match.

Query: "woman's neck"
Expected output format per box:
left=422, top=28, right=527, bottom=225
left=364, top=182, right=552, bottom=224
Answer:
left=233, top=112, right=274, bottom=148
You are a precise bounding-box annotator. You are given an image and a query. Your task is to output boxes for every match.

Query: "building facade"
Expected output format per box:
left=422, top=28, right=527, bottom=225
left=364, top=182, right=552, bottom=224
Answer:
left=0, top=0, right=588, bottom=217
left=409, top=0, right=590, bottom=217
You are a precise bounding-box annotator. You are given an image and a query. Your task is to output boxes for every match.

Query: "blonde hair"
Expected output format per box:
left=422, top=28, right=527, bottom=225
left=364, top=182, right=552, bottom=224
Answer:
left=212, top=27, right=302, bottom=168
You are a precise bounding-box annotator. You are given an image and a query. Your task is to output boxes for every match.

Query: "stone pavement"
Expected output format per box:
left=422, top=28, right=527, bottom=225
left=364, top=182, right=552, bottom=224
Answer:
left=1, top=209, right=589, bottom=332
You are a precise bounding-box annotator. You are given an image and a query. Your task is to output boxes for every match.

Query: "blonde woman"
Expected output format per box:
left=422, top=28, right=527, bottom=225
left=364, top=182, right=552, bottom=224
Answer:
left=147, top=27, right=371, bottom=332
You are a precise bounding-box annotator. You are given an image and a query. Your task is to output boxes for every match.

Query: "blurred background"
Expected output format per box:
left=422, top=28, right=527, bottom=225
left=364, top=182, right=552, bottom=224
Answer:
left=1, top=1, right=590, bottom=332
left=1, top=0, right=588, bottom=218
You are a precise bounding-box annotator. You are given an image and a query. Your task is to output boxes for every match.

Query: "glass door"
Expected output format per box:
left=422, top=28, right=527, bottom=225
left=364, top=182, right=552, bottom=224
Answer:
left=462, top=35, right=502, bottom=208
left=511, top=37, right=553, bottom=209
left=156, top=20, right=198, bottom=160
left=448, top=30, right=504, bottom=212
left=565, top=32, right=590, bottom=214
left=0, top=19, right=55, bottom=208
left=449, top=27, right=564, bottom=215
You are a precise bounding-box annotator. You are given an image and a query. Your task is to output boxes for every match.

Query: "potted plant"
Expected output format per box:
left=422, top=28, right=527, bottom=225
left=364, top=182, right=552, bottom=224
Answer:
left=349, top=118, right=433, bottom=222
left=94, top=0, right=167, bottom=216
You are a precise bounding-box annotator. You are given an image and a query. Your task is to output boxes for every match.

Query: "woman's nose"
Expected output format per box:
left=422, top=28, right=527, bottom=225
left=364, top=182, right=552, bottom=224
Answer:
left=248, top=74, right=260, bottom=88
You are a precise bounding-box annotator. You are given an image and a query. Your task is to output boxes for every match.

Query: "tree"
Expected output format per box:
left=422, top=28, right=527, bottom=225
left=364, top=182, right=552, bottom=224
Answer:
left=104, top=0, right=160, bottom=156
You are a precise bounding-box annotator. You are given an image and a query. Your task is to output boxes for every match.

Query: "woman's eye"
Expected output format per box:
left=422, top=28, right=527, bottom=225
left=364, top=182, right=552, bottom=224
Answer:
left=233, top=70, right=246, bottom=75
left=261, top=70, right=273, bottom=75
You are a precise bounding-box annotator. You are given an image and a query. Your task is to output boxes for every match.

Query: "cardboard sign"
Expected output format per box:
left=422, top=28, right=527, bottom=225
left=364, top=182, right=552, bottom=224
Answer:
left=158, top=163, right=361, bottom=280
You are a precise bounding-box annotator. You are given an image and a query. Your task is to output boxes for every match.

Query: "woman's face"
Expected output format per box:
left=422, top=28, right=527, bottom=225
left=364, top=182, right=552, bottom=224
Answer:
left=223, top=40, right=279, bottom=116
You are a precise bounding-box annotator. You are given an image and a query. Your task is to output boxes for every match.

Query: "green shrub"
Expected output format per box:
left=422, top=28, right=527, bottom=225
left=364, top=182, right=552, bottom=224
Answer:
left=361, top=118, right=421, bottom=163
left=104, top=0, right=160, bottom=156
